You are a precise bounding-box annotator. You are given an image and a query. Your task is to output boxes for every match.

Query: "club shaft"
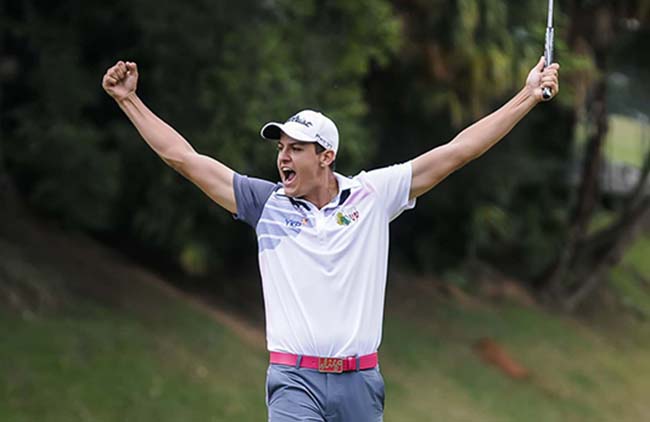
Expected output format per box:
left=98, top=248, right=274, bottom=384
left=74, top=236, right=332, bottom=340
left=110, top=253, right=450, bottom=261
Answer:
left=542, top=0, right=554, bottom=100
left=545, top=0, right=554, bottom=65
left=545, top=27, right=554, bottom=66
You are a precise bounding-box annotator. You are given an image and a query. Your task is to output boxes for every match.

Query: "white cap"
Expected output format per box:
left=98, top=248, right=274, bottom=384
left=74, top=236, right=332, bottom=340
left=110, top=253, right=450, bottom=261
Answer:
left=260, top=110, right=339, bottom=154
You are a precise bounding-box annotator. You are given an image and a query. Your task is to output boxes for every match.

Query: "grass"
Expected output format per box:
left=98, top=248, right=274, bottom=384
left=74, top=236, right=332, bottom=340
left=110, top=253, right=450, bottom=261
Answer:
left=0, top=218, right=269, bottom=421
left=0, top=296, right=269, bottom=422
left=576, top=114, right=649, bottom=167
left=586, top=209, right=650, bottom=319
left=2, top=215, right=650, bottom=421
left=5, top=297, right=650, bottom=422
left=381, top=297, right=650, bottom=421
left=604, top=115, right=649, bottom=167
left=609, top=233, right=650, bottom=318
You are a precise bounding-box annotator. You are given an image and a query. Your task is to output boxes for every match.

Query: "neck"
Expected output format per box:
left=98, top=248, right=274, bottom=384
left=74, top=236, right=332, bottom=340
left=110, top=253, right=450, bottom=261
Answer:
left=302, top=170, right=339, bottom=209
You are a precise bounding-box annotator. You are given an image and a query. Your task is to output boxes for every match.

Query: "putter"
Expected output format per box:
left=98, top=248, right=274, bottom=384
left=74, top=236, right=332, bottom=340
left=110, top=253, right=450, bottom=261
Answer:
left=542, top=0, right=554, bottom=100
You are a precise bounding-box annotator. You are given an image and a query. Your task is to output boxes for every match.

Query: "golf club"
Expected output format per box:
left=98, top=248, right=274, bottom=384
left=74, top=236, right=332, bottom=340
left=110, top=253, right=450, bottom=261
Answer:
left=542, top=0, right=554, bottom=100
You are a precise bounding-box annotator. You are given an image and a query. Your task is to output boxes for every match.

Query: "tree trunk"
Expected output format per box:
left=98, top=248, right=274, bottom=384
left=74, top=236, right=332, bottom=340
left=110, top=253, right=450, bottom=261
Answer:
left=0, top=48, right=20, bottom=216
left=574, top=143, right=649, bottom=258
left=542, top=76, right=608, bottom=299
left=546, top=0, right=650, bottom=308
left=560, top=140, right=650, bottom=309
left=564, top=197, right=650, bottom=310
left=539, top=2, right=617, bottom=301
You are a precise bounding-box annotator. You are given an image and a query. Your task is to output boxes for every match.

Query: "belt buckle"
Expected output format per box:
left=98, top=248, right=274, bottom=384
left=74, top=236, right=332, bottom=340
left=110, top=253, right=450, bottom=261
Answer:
left=318, top=357, right=344, bottom=373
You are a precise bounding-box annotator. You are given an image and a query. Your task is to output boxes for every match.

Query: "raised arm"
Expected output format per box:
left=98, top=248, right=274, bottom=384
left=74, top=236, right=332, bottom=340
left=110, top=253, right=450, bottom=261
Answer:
left=102, top=60, right=236, bottom=213
left=410, top=57, right=560, bottom=199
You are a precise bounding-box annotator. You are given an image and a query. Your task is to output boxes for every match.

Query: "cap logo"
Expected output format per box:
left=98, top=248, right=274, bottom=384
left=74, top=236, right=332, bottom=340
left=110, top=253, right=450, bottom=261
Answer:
left=315, top=134, right=332, bottom=149
left=287, top=115, right=313, bottom=128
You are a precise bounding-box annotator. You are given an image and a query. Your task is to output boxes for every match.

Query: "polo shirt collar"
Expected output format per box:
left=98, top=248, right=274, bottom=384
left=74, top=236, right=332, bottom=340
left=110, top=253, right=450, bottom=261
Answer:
left=278, top=172, right=360, bottom=211
left=334, top=172, right=361, bottom=192
left=276, top=172, right=360, bottom=197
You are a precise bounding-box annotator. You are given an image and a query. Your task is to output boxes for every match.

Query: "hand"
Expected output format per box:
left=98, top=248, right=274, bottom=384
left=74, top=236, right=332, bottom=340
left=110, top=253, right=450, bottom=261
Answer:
left=102, top=60, right=138, bottom=102
left=525, top=56, right=560, bottom=102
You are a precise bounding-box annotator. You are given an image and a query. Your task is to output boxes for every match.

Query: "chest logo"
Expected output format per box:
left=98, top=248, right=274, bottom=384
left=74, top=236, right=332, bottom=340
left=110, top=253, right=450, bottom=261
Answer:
left=285, top=217, right=308, bottom=228
left=336, top=208, right=360, bottom=226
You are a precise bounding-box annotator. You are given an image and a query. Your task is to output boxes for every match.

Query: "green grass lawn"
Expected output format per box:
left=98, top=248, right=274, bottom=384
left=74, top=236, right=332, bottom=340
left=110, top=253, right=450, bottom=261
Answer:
left=609, top=233, right=650, bottom=319
left=381, top=296, right=650, bottom=422
left=586, top=210, right=650, bottom=319
left=4, top=275, right=650, bottom=422
left=604, top=115, right=649, bottom=167
left=0, top=219, right=269, bottom=422
left=576, top=114, right=649, bottom=167
left=0, top=299, right=269, bottom=421
left=2, top=217, right=650, bottom=421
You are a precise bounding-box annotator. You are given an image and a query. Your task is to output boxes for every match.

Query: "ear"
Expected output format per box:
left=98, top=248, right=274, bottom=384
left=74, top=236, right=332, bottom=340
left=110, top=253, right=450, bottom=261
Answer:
left=320, top=150, right=336, bottom=167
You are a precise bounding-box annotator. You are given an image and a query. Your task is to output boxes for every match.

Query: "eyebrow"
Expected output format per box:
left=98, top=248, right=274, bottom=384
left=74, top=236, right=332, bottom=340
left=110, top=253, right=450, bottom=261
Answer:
left=278, top=140, right=309, bottom=147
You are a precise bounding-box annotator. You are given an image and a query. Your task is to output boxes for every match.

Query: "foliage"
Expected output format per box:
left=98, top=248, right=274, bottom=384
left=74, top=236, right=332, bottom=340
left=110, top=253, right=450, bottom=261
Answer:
left=1, top=0, right=400, bottom=273
left=2, top=0, right=648, bottom=300
left=367, top=0, right=580, bottom=275
left=536, top=1, right=650, bottom=307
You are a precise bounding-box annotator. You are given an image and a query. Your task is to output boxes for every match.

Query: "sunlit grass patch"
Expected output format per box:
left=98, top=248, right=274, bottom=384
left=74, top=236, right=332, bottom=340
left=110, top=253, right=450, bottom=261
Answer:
left=576, top=114, right=649, bottom=168
left=609, top=233, right=650, bottom=318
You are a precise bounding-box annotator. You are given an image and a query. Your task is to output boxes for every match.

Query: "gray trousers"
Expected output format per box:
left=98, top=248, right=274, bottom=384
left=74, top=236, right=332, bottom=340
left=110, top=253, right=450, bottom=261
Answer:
left=266, top=364, right=385, bottom=421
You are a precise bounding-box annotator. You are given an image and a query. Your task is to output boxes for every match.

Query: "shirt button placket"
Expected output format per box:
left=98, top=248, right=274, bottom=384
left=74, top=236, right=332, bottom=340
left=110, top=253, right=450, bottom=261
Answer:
left=316, top=212, right=326, bottom=242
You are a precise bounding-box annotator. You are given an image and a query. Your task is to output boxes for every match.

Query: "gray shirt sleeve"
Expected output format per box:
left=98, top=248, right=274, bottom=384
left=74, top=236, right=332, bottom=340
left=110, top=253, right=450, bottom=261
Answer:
left=233, top=173, right=278, bottom=228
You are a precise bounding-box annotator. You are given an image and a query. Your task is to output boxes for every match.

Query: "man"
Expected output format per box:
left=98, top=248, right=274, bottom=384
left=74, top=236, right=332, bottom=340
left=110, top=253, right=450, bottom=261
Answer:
left=102, top=57, right=559, bottom=421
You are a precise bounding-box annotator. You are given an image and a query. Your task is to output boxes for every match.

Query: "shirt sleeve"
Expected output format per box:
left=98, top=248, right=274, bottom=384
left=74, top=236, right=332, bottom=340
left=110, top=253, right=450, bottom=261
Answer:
left=362, top=161, right=416, bottom=221
left=232, top=173, right=277, bottom=228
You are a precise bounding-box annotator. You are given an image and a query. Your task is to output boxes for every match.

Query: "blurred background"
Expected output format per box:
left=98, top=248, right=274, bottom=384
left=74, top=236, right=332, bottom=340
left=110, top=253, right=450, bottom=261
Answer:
left=1, top=0, right=649, bottom=420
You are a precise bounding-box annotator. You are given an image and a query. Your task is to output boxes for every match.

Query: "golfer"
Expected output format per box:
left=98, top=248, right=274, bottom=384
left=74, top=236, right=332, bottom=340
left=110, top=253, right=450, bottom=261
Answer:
left=102, top=57, right=559, bottom=421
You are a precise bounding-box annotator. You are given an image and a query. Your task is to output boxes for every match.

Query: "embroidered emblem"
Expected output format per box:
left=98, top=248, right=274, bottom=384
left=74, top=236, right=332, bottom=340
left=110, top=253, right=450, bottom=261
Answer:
left=287, top=114, right=313, bottom=128
left=336, top=207, right=360, bottom=226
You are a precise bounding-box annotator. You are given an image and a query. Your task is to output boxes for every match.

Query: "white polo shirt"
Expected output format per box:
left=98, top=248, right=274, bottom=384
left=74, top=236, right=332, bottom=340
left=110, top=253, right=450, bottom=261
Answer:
left=234, top=162, right=415, bottom=357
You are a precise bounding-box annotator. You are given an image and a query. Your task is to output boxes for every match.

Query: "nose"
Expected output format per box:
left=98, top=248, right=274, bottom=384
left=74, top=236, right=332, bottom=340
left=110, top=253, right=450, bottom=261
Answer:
left=278, top=146, right=290, bottom=163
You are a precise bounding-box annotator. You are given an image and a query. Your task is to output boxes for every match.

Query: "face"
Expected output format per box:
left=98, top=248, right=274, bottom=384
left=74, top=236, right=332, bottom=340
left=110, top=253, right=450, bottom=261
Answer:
left=277, top=134, right=329, bottom=198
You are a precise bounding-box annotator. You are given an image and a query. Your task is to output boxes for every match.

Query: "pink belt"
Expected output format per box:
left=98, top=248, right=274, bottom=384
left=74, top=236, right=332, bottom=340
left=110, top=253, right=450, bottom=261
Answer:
left=269, top=351, right=378, bottom=373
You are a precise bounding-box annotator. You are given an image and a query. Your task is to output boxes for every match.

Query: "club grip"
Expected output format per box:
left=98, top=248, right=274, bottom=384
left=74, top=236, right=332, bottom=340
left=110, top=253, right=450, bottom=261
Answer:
left=542, top=26, right=554, bottom=101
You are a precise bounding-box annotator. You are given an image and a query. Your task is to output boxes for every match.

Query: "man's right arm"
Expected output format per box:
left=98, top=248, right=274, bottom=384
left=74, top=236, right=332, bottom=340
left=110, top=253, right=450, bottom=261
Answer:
left=102, top=61, right=236, bottom=213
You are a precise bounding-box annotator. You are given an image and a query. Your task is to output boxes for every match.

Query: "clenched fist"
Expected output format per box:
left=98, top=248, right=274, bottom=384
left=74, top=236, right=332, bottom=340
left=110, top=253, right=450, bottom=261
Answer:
left=102, top=60, right=138, bottom=101
left=525, top=56, right=560, bottom=102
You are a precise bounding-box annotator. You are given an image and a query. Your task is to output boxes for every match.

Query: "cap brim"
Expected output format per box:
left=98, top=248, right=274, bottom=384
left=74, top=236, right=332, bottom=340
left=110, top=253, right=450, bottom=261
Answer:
left=260, top=122, right=317, bottom=143
left=260, top=122, right=283, bottom=140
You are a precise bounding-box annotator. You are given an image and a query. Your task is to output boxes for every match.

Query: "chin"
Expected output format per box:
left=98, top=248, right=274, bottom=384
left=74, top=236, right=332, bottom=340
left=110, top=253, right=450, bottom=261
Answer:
left=283, top=184, right=298, bottom=197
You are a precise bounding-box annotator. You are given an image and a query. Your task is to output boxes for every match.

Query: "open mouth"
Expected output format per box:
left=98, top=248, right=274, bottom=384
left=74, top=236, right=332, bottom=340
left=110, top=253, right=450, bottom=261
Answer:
left=281, top=167, right=296, bottom=184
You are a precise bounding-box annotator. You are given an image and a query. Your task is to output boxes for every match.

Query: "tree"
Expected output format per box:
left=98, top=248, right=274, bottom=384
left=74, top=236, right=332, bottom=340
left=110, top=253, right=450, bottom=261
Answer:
left=1, top=0, right=400, bottom=276
left=365, top=0, right=579, bottom=274
left=539, top=0, right=650, bottom=310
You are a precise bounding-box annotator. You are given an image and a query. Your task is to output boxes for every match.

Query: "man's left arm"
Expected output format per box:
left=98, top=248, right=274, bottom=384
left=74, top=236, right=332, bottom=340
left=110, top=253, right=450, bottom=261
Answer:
left=410, top=57, right=560, bottom=199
